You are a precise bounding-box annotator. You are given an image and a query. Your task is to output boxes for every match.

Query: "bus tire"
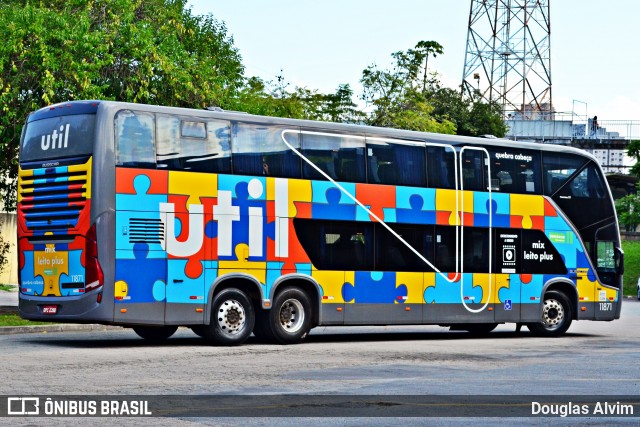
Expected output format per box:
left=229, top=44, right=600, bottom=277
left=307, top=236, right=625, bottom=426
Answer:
left=268, top=288, right=312, bottom=345
left=133, top=325, right=178, bottom=342
left=527, top=291, right=573, bottom=337
left=204, top=288, right=255, bottom=346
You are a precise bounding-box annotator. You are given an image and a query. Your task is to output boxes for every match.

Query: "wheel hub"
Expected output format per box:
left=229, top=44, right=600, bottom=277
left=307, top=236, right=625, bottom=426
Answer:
left=280, top=305, right=293, bottom=323
left=279, top=299, right=304, bottom=332
left=542, top=298, right=564, bottom=328
left=217, top=299, right=245, bottom=334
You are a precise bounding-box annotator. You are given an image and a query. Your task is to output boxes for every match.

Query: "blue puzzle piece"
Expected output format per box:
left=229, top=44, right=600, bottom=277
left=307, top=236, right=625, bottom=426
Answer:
left=395, top=191, right=436, bottom=225
left=355, top=204, right=374, bottom=222
left=19, top=252, right=44, bottom=296
left=295, top=263, right=313, bottom=276
left=205, top=219, right=218, bottom=239
left=342, top=271, right=407, bottom=304
left=166, top=259, right=204, bottom=304
left=474, top=195, right=511, bottom=227
left=545, top=215, right=572, bottom=231
left=311, top=181, right=356, bottom=204
left=265, top=261, right=285, bottom=300
left=114, top=243, right=167, bottom=303
left=520, top=274, right=544, bottom=304
left=424, top=273, right=460, bottom=304
left=397, top=187, right=436, bottom=210
left=312, top=187, right=357, bottom=220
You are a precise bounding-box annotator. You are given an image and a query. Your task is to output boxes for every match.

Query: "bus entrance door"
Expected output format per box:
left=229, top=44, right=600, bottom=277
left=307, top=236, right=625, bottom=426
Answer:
left=458, top=147, right=494, bottom=322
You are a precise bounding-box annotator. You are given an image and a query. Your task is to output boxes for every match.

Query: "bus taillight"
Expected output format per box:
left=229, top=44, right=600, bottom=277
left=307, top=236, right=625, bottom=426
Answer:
left=85, top=224, right=104, bottom=292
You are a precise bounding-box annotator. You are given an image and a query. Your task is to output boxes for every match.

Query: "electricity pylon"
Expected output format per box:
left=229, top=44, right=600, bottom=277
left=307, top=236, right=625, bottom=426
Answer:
left=462, top=0, right=552, bottom=120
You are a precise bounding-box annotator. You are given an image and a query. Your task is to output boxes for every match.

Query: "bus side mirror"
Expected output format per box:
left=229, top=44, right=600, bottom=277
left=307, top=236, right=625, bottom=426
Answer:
left=615, top=246, right=624, bottom=276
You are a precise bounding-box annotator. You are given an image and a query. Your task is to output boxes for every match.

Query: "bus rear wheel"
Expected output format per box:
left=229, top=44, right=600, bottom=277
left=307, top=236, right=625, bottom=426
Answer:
left=527, top=291, right=573, bottom=337
left=133, top=325, right=178, bottom=342
left=203, top=288, right=255, bottom=346
left=267, top=288, right=312, bottom=345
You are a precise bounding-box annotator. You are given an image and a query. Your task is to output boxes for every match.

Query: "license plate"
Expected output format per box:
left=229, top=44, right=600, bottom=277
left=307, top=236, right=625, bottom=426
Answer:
left=42, top=305, right=58, bottom=314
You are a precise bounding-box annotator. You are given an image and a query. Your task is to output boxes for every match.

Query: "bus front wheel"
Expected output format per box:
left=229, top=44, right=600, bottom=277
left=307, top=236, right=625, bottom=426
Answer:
left=268, top=288, right=312, bottom=345
left=204, top=288, right=255, bottom=346
left=527, top=291, right=573, bottom=337
left=133, top=325, right=178, bottom=342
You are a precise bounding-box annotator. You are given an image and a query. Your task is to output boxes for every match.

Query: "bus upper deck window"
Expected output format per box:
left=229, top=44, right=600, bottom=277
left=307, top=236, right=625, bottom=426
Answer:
left=115, top=110, right=155, bottom=167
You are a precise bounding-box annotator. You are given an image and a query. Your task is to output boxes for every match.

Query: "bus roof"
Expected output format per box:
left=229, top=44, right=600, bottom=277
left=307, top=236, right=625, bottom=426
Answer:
left=44, top=100, right=597, bottom=162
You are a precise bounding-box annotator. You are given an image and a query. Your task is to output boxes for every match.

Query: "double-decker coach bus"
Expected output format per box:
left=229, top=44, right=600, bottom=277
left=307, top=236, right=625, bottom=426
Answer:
left=17, top=101, right=623, bottom=344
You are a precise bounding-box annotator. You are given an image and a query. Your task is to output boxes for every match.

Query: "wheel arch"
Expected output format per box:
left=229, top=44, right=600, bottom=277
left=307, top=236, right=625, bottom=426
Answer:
left=542, top=278, right=578, bottom=320
left=205, top=273, right=264, bottom=325
left=270, top=274, right=322, bottom=327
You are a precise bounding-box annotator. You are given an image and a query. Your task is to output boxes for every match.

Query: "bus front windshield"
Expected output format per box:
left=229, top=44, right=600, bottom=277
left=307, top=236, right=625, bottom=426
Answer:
left=21, top=114, right=95, bottom=163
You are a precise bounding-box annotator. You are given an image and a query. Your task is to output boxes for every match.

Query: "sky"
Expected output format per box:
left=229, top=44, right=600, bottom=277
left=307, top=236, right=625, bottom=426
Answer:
left=187, top=0, right=640, bottom=121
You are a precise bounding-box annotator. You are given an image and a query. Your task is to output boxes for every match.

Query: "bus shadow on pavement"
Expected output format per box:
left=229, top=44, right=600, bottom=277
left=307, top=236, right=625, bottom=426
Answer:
left=19, top=328, right=599, bottom=349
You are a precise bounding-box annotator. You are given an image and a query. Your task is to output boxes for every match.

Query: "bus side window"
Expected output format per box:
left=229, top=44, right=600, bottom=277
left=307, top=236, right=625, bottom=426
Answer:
left=375, top=224, right=435, bottom=272
left=462, top=227, right=489, bottom=272
left=293, top=219, right=373, bottom=271
left=196, top=119, right=230, bottom=173
left=488, top=149, right=541, bottom=194
left=426, top=146, right=455, bottom=189
left=542, top=152, right=588, bottom=196
left=461, top=149, right=487, bottom=192
left=301, top=132, right=365, bottom=182
left=434, top=226, right=458, bottom=272
left=156, top=115, right=231, bottom=173
left=115, top=110, right=155, bottom=168
left=366, top=140, right=426, bottom=187
left=232, top=124, right=301, bottom=178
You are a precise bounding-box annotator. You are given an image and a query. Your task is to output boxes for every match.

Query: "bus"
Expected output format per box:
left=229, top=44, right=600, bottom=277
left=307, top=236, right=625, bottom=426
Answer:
left=17, top=100, right=623, bottom=344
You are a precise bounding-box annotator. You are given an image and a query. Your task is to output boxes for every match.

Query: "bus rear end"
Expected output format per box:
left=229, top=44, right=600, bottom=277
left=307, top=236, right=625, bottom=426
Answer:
left=18, top=102, right=108, bottom=322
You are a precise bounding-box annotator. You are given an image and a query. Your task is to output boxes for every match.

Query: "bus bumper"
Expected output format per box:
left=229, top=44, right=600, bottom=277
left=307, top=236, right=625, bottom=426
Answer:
left=18, top=289, right=114, bottom=323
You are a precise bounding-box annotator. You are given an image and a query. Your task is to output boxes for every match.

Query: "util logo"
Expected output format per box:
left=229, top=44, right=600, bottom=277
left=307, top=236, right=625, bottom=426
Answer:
left=41, top=124, right=70, bottom=150
left=159, top=178, right=290, bottom=259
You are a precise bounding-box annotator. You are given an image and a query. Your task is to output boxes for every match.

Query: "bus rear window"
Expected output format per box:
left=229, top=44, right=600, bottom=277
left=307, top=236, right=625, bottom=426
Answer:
left=21, top=114, right=95, bottom=162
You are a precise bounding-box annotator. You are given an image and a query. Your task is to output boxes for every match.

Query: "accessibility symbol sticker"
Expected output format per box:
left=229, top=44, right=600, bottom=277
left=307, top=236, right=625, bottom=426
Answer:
left=504, top=299, right=512, bottom=311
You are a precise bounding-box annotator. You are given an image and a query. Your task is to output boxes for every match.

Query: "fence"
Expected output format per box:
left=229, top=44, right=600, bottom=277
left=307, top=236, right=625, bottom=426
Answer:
left=506, top=119, right=640, bottom=141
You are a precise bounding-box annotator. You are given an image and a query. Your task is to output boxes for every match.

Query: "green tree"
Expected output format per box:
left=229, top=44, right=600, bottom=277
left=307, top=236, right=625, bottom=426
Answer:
left=615, top=186, right=640, bottom=232
left=230, top=75, right=364, bottom=123
left=360, top=40, right=455, bottom=133
left=627, top=140, right=640, bottom=177
left=429, top=87, right=508, bottom=137
left=0, top=0, right=244, bottom=210
left=359, top=40, right=507, bottom=137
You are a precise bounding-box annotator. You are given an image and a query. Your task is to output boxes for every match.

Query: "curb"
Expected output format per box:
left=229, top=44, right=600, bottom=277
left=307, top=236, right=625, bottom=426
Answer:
left=0, top=305, right=122, bottom=335
left=0, top=323, right=123, bottom=335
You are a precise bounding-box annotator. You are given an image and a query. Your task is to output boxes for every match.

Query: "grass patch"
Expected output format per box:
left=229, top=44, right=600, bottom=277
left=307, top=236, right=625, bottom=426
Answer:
left=622, top=240, right=640, bottom=297
left=0, top=313, right=52, bottom=327
left=0, top=284, right=16, bottom=292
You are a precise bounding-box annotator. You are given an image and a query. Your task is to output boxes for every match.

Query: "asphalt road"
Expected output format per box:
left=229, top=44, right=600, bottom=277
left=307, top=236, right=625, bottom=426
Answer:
left=1, top=300, right=639, bottom=426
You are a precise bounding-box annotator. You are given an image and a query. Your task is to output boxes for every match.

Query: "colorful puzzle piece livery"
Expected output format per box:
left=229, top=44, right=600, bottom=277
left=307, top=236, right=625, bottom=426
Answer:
left=342, top=272, right=408, bottom=304
left=18, top=159, right=93, bottom=297
left=30, top=165, right=608, bottom=318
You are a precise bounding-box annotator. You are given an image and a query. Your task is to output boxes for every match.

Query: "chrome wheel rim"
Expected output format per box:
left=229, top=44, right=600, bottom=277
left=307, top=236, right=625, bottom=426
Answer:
left=279, top=298, right=304, bottom=333
left=541, top=298, right=564, bottom=330
left=217, top=299, right=246, bottom=335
